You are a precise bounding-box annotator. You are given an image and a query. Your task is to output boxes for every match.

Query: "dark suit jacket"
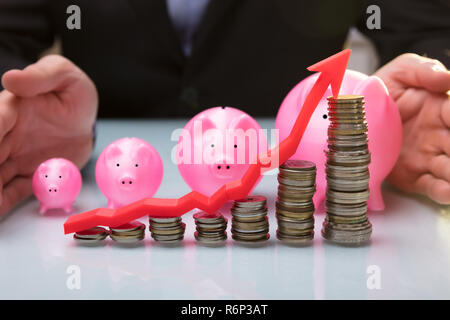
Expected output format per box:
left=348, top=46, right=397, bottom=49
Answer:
left=0, top=0, right=449, bottom=118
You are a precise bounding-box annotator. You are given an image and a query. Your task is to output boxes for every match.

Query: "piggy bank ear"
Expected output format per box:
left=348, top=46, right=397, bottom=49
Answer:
left=196, top=116, right=217, bottom=146
left=59, top=163, right=72, bottom=178
left=38, top=163, right=50, bottom=176
left=229, top=114, right=256, bottom=131
left=132, top=143, right=152, bottom=165
left=353, top=76, right=389, bottom=110
left=105, top=143, right=122, bottom=162
left=199, top=116, right=216, bottom=133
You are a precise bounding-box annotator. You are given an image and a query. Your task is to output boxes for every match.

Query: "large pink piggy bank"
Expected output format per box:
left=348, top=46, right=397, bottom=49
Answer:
left=275, top=70, right=402, bottom=211
left=177, top=106, right=268, bottom=196
left=96, top=137, right=163, bottom=209
left=32, top=158, right=82, bottom=214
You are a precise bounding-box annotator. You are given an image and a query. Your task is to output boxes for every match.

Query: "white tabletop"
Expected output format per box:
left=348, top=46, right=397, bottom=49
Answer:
left=1, top=119, right=449, bottom=300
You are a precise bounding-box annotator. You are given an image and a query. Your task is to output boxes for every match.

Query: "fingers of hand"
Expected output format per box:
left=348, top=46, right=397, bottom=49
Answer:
left=430, top=154, right=450, bottom=183
left=1, top=55, right=80, bottom=98
left=441, top=97, right=450, bottom=128
left=415, top=173, right=450, bottom=205
left=0, top=176, right=32, bottom=217
left=393, top=54, right=450, bottom=93
left=0, top=159, right=18, bottom=190
left=0, top=91, right=19, bottom=139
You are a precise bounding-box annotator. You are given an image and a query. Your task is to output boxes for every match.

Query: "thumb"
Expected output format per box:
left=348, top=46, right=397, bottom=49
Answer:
left=385, top=53, right=450, bottom=93
left=1, top=55, right=81, bottom=98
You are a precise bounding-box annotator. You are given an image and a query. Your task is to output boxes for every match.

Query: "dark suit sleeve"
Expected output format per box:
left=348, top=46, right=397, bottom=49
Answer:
left=0, top=0, right=54, bottom=89
left=357, top=0, right=450, bottom=67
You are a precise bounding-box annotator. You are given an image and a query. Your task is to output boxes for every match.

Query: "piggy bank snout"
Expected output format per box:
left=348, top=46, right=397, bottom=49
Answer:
left=46, top=184, right=59, bottom=194
left=210, top=157, right=241, bottom=178
left=118, top=175, right=136, bottom=187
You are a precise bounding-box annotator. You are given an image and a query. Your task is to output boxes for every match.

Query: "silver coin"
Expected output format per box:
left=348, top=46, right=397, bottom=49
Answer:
left=151, top=233, right=184, bottom=242
left=110, top=221, right=145, bottom=233
left=74, top=227, right=109, bottom=240
left=195, top=231, right=227, bottom=243
left=278, top=177, right=316, bottom=187
left=232, top=216, right=268, bottom=227
left=234, top=195, right=267, bottom=206
left=232, top=233, right=270, bottom=243
left=193, top=211, right=225, bottom=223
left=276, top=230, right=314, bottom=242
left=149, top=220, right=184, bottom=228
left=150, top=223, right=186, bottom=236
left=280, top=160, right=316, bottom=171
left=150, top=217, right=182, bottom=224
left=110, top=233, right=145, bottom=243
left=73, top=235, right=108, bottom=244
left=277, top=219, right=315, bottom=230
left=195, top=220, right=227, bottom=228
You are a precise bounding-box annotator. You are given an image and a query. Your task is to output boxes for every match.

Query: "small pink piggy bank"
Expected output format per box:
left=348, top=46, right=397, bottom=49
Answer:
left=275, top=70, right=402, bottom=211
left=176, top=107, right=268, bottom=196
left=96, top=137, right=163, bottom=209
left=32, top=158, right=82, bottom=214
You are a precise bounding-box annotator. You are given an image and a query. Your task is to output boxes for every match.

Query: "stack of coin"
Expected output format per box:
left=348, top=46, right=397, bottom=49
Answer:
left=149, top=217, right=185, bottom=243
left=109, top=221, right=145, bottom=243
left=276, top=160, right=316, bottom=244
left=193, top=211, right=228, bottom=245
left=74, top=226, right=109, bottom=244
left=230, top=195, right=270, bottom=243
left=322, top=95, right=372, bottom=245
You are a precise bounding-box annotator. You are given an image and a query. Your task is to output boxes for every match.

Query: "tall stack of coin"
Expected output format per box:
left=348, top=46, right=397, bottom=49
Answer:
left=109, top=221, right=145, bottom=243
left=193, top=211, right=228, bottom=245
left=231, top=196, right=269, bottom=243
left=276, top=160, right=316, bottom=243
left=74, top=227, right=109, bottom=244
left=322, top=95, right=372, bottom=245
left=149, top=217, right=185, bottom=243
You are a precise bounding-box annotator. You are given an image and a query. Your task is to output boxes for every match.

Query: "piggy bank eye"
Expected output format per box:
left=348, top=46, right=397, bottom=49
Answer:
left=135, top=164, right=139, bottom=167
left=211, top=144, right=214, bottom=148
left=116, top=163, right=120, bottom=167
left=322, top=114, right=328, bottom=119
left=234, top=144, right=237, bottom=148
left=59, top=176, right=62, bottom=179
left=45, top=175, right=48, bottom=178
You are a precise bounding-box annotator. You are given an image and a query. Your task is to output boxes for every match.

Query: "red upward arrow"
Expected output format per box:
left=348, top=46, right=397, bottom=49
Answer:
left=64, top=49, right=351, bottom=234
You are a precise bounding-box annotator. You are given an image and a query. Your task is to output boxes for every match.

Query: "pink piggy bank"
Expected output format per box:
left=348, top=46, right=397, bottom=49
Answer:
left=275, top=70, right=402, bottom=211
left=96, top=137, right=163, bottom=209
left=32, top=158, right=82, bottom=214
left=176, top=106, right=268, bottom=196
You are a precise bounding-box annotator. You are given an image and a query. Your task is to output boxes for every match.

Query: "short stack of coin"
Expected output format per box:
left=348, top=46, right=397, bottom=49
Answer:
left=74, top=226, right=109, bottom=244
left=231, top=195, right=269, bottom=243
left=193, top=211, right=228, bottom=245
left=149, top=217, right=185, bottom=243
left=322, top=95, right=372, bottom=245
left=109, top=221, right=145, bottom=243
left=276, top=160, right=316, bottom=244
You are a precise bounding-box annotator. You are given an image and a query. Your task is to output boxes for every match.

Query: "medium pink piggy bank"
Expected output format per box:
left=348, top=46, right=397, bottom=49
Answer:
left=96, top=137, right=163, bottom=209
left=275, top=70, right=402, bottom=211
left=32, top=158, right=82, bottom=214
left=176, top=106, right=268, bottom=196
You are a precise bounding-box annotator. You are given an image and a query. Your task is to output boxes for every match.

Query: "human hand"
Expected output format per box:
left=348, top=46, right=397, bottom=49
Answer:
left=0, top=55, right=98, bottom=217
left=375, top=53, right=450, bottom=204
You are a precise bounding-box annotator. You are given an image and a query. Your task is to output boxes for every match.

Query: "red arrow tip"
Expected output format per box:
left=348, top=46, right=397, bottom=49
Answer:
left=307, top=49, right=351, bottom=98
